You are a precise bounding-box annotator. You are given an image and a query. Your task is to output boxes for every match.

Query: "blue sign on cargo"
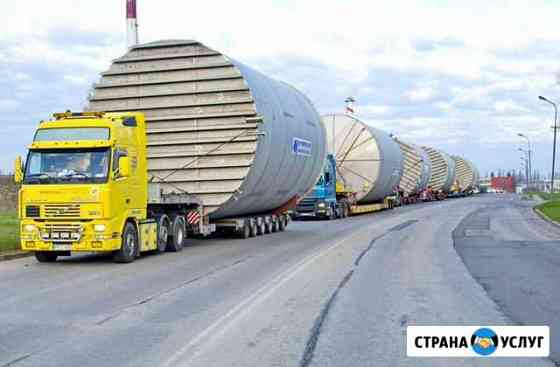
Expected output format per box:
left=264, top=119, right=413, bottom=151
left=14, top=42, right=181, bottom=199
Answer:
left=292, top=138, right=312, bottom=156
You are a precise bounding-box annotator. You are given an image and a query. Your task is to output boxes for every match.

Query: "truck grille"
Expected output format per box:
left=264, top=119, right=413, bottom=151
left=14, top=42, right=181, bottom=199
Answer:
left=42, top=223, right=83, bottom=242
left=296, top=199, right=316, bottom=213
left=26, top=205, right=40, bottom=218
left=44, top=204, right=81, bottom=218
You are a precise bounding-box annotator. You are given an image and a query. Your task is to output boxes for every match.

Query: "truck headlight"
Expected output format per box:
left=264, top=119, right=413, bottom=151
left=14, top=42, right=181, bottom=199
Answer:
left=317, top=202, right=326, bottom=208
left=94, top=224, right=106, bottom=232
left=24, top=224, right=37, bottom=232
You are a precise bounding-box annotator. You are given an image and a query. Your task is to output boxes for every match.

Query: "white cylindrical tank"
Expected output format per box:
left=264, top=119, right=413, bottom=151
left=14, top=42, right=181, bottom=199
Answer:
left=88, top=40, right=327, bottom=219
left=321, top=114, right=403, bottom=203
left=395, top=138, right=432, bottom=195
left=452, top=156, right=479, bottom=191
left=423, top=146, right=456, bottom=192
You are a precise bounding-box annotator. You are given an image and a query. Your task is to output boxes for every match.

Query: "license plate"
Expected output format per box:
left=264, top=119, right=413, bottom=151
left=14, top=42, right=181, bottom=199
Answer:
left=53, top=244, right=72, bottom=251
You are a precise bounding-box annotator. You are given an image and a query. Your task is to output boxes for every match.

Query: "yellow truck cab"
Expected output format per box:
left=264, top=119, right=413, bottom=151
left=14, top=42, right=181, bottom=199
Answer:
left=16, top=112, right=159, bottom=263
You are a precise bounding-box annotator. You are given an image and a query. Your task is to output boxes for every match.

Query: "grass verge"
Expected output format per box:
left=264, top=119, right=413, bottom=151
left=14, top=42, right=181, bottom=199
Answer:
left=535, top=201, right=560, bottom=223
left=0, top=212, right=20, bottom=252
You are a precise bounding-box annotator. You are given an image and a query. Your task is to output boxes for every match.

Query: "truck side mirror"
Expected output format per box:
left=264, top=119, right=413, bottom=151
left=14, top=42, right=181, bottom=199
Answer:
left=118, top=156, right=130, bottom=178
left=14, top=156, right=23, bottom=183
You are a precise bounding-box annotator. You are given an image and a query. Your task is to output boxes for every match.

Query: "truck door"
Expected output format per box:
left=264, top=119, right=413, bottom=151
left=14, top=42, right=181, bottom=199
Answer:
left=112, top=148, right=132, bottom=218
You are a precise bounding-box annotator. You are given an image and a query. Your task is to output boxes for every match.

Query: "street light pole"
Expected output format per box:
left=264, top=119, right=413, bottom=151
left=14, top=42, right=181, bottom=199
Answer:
left=539, top=96, right=558, bottom=193
left=519, top=149, right=529, bottom=190
left=519, top=157, right=529, bottom=192
left=518, top=133, right=532, bottom=187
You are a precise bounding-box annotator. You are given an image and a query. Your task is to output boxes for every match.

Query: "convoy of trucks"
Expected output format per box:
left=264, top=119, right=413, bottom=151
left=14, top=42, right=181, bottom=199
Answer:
left=14, top=39, right=479, bottom=262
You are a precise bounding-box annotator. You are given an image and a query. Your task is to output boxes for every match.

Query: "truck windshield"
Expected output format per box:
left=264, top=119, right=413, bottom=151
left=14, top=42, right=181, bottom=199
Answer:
left=24, top=148, right=111, bottom=185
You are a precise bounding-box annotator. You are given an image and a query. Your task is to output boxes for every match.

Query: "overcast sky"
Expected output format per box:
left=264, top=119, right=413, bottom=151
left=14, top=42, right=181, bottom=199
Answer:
left=1, top=0, right=559, bottom=177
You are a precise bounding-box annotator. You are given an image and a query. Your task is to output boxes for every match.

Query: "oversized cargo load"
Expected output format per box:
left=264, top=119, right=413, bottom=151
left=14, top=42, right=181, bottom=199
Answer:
left=452, top=156, right=479, bottom=192
left=88, top=40, right=327, bottom=219
left=321, top=114, right=403, bottom=204
left=422, top=146, right=456, bottom=192
left=394, top=138, right=431, bottom=195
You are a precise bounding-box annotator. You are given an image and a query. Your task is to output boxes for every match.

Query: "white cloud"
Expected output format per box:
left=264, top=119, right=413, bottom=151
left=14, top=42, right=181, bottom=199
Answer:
left=408, top=85, right=435, bottom=102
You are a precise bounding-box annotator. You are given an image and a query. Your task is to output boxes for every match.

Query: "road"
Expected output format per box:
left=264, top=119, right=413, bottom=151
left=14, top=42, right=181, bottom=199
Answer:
left=0, top=194, right=556, bottom=367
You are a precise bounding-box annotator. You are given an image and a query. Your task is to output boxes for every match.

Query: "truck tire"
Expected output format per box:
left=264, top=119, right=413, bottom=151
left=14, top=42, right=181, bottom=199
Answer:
left=278, top=215, right=287, bottom=231
left=271, top=217, right=279, bottom=232
left=328, top=206, right=336, bottom=220
left=113, top=222, right=138, bottom=263
left=249, top=220, right=257, bottom=237
left=264, top=218, right=272, bottom=234
left=257, top=219, right=266, bottom=235
left=239, top=220, right=251, bottom=239
left=167, top=216, right=186, bottom=252
left=35, top=252, right=58, bottom=263
left=155, top=214, right=170, bottom=253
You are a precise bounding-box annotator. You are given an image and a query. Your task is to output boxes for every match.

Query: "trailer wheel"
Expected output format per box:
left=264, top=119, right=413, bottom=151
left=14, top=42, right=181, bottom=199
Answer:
left=264, top=218, right=272, bottom=234
left=239, top=220, right=251, bottom=239
left=257, top=219, right=266, bottom=235
left=271, top=217, right=279, bottom=232
left=167, top=216, right=186, bottom=252
left=278, top=215, right=287, bottom=231
left=113, top=222, right=138, bottom=263
left=249, top=220, right=257, bottom=237
left=35, top=251, right=58, bottom=263
left=155, top=214, right=170, bottom=253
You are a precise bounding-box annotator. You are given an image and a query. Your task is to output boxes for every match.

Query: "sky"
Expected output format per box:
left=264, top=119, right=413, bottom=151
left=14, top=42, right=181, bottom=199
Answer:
left=1, top=0, right=559, bottom=177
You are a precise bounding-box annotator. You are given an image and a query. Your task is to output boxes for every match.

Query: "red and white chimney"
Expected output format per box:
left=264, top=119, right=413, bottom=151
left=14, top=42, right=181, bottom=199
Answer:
left=345, top=97, right=355, bottom=115
left=126, top=0, right=139, bottom=48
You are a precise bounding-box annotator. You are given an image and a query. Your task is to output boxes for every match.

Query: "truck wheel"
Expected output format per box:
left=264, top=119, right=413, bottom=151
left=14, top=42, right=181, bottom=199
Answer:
left=35, top=252, right=58, bottom=263
left=156, top=214, right=170, bottom=253
left=271, top=217, right=279, bottom=232
left=278, top=215, right=287, bottom=231
left=328, top=206, right=336, bottom=220
left=257, top=219, right=266, bottom=235
left=167, top=216, right=186, bottom=252
left=113, top=222, right=138, bottom=263
left=264, top=219, right=272, bottom=234
left=239, top=220, right=251, bottom=239
left=249, top=220, right=257, bottom=237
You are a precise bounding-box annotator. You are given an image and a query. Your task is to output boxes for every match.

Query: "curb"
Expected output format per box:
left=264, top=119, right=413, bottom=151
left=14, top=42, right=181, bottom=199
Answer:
left=0, top=251, right=33, bottom=262
left=533, top=206, right=560, bottom=229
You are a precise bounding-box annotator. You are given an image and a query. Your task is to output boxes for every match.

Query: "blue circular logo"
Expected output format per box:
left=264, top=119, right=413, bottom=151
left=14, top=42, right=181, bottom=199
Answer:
left=471, top=328, right=498, bottom=356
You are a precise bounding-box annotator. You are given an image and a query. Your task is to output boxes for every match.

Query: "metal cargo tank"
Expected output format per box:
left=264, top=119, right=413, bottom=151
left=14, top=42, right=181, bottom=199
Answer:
left=322, top=114, right=403, bottom=203
left=422, top=146, right=456, bottom=192
left=87, top=40, right=327, bottom=219
left=452, top=156, right=479, bottom=191
left=394, top=138, right=431, bottom=195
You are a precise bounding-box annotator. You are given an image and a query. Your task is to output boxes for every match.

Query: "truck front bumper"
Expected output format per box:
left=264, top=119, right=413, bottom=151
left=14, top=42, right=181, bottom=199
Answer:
left=20, top=220, right=122, bottom=252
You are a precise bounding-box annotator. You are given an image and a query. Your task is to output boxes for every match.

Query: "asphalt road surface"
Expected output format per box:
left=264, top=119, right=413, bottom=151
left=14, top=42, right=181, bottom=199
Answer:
left=0, top=194, right=556, bottom=367
left=454, top=195, right=560, bottom=364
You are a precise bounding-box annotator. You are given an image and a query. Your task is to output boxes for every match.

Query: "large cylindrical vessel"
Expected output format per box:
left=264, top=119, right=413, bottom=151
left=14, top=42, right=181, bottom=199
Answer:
left=395, top=138, right=431, bottom=195
left=452, top=156, right=479, bottom=191
left=88, top=40, right=327, bottom=219
left=322, top=114, right=403, bottom=203
left=422, top=146, right=456, bottom=192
